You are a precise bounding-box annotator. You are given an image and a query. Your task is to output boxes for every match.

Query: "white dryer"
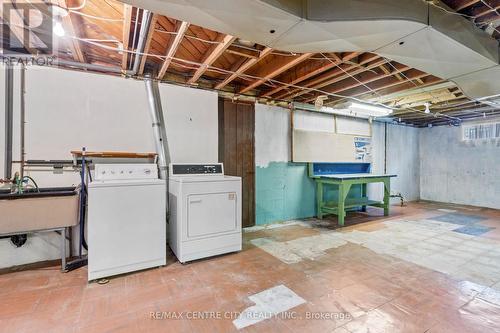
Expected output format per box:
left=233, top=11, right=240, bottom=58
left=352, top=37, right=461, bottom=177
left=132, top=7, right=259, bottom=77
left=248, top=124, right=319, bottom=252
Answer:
left=168, top=163, right=241, bottom=263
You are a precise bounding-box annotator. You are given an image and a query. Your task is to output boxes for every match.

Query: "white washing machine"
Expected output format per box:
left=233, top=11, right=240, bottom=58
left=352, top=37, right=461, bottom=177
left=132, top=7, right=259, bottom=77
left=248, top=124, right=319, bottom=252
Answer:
left=88, top=164, right=166, bottom=281
left=168, top=163, right=241, bottom=263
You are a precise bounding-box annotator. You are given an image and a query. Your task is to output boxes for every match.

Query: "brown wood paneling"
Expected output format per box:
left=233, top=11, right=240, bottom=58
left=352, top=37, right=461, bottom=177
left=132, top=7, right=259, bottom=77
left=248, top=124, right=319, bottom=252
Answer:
left=218, top=99, right=255, bottom=227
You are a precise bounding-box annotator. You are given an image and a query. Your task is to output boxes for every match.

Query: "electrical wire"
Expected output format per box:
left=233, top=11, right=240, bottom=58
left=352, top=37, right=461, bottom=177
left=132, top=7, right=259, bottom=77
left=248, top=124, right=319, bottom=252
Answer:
left=319, top=51, right=461, bottom=121
left=154, top=29, right=221, bottom=44
left=7, top=10, right=497, bottom=122
left=319, top=52, right=385, bottom=100
left=377, top=58, right=463, bottom=121
left=68, top=10, right=123, bottom=22
left=67, top=0, right=86, bottom=10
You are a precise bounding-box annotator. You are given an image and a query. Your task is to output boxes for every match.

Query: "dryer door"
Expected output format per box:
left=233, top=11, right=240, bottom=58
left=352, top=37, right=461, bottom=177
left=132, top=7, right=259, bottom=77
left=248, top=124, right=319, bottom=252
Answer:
left=186, top=191, right=237, bottom=238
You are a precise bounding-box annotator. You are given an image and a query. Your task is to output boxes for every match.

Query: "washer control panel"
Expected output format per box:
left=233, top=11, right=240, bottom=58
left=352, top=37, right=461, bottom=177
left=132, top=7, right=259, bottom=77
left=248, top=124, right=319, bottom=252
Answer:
left=170, top=163, right=224, bottom=176
left=94, top=164, right=158, bottom=181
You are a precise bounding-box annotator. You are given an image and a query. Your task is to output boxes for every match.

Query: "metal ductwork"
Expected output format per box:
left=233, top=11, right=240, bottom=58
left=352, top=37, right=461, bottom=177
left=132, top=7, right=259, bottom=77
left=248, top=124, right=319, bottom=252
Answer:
left=132, top=9, right=153, bottom=75
left=122, top=0, right=500, bottom=101
left=144, top=75, right=170, bottom=179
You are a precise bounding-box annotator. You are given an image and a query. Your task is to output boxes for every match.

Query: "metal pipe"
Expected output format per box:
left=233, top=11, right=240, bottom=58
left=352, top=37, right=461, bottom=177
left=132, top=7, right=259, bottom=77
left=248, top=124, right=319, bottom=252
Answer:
left=145, top=76, right=170, bottom=225
left=20, top=64, right=26, bottom=179
left=54, top=59, right=133, bottom=75
left=130, top=8, right=141, bottom=67
left=144, top=75, right=169, bottom=180
left=4, top=66, right=14, bottom=180
left=131, top=10, right=152, bottom=76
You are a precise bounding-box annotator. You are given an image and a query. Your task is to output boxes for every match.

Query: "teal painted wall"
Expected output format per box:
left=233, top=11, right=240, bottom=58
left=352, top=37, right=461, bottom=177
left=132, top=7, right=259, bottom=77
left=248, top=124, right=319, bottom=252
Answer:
left=255, top=162, right=315, bottom=225
left=255, top=162, right=362, bottom=225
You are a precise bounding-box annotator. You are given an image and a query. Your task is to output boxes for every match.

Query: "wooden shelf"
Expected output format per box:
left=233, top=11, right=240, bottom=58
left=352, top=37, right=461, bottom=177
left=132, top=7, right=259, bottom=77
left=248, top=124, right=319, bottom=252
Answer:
left=322, top=198, right=383, bottom=210
left=70, top=151, right=157, bottom=159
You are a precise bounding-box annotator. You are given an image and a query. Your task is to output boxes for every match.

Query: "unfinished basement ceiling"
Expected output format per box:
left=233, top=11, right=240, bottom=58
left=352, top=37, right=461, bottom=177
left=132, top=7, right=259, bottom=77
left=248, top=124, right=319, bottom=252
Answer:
left=4, top=0, right=500, bottom=127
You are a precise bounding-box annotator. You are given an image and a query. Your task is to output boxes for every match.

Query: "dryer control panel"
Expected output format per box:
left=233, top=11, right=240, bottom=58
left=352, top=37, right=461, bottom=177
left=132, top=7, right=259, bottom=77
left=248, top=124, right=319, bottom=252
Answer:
left=170, top=163, right=224, bottom=176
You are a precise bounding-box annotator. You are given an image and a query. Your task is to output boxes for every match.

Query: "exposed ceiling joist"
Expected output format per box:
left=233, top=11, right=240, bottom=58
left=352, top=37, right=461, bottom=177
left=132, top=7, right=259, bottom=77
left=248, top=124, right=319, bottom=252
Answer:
left=328, top=71, right=434, bottom=106
left=262, top=52, right=359, bottom=98
left=455, top=0, right=481, bottom=11
left=277, top=54, right=380, bottom=100
left=157, top=21, right=190, bottom=79
left=215, top=47, right=272, bottom=90
left=469, top=2, right=500, bottom=18
left=188, top=34, right=237, bottom=84
left=289, top=57, right=387, bottom=101
left=122, top=4, right=133, bottom=71
left=239, top=52, right=314, bottom=94
left=58, top=0, right=86, bottom=63
left=305, top=64, right=411, bottom=103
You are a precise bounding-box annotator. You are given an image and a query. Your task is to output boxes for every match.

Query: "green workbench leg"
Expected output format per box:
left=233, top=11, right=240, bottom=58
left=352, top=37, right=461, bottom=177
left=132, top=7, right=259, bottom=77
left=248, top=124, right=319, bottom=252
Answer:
left=317, top=182, right=323, bottom=219
left=383, top=179, right=391, bottom=216
left=361, top=183, right=367, bottom=212
left=337, top=183, right=351, bottom=227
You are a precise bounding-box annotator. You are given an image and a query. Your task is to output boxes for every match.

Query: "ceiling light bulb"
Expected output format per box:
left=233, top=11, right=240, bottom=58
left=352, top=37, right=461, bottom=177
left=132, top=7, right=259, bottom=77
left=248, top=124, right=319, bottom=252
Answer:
left=424, top=102, right=431, bottom=114
left=53, top=21, right=65, bottom=37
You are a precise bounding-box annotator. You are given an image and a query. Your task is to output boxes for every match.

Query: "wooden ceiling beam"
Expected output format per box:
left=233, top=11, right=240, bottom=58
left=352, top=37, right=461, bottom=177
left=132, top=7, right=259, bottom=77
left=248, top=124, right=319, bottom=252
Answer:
left=357, top=76, right=444, bottom=101
left=188, top=34, right=237, bottom=84
left=327, top=71, right=433, bottom=106
left=58, top=0, right=86, bottom=63
left=304, top=64, right=411, bottom=103
left=262, top=52, right=360, bottom=98
left=239, top=52, right=314, bottom=94
left=157, top=21, right=190, bottom=79
left=276, top=53, right=379, bottom=100
left=455, top=0, right=481, bottom=11
left=138, top=14, right=159, bottom=75
left=379, top=63, right=404, bottom=81
left=215, top=47, right=272, bottom=90
left=225, top=47, right=260, bottom=59
left=285, top=57, right=387, bottom=101
left=468, top=1, right=500, bottom=18
left=122, top=4, right=133, bottom=71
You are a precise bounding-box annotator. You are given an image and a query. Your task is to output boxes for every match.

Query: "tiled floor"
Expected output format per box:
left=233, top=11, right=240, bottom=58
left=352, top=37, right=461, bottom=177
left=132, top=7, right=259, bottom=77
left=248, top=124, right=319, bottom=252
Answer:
left=1, top=201, right=500, bottom=333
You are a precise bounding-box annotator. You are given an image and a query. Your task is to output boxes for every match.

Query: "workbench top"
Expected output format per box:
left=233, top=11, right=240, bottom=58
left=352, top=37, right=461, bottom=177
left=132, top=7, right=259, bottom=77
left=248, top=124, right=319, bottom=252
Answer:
left=318, top=173, right=397, bottom=180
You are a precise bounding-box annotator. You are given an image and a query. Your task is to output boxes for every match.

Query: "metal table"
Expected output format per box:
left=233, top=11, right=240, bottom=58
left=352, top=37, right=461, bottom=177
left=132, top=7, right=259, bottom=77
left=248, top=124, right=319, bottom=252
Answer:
left=314, top=173, right=397, bottom=226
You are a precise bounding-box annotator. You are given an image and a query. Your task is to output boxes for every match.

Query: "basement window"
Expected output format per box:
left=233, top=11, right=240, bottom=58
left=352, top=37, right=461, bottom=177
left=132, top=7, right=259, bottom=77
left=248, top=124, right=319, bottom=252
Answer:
left=462, top=122, right=500, bottom=141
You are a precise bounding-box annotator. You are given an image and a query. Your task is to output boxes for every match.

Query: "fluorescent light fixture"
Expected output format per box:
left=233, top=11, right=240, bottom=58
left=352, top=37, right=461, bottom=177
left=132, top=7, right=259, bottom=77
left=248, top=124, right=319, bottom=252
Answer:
left=292, top=102, right=390, bottom=120
left=348, top=102, right=393, bottom=117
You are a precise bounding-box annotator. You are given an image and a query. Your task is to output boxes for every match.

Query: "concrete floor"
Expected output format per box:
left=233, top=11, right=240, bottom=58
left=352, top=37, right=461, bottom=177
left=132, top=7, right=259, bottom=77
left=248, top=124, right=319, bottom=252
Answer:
left=1, top=202, right=500, bottom=333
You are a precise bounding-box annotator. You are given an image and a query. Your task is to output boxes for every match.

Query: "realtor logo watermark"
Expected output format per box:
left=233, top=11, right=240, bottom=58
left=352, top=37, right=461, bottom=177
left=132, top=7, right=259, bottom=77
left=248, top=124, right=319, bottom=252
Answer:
left=1, top=1, right=55, bottom=63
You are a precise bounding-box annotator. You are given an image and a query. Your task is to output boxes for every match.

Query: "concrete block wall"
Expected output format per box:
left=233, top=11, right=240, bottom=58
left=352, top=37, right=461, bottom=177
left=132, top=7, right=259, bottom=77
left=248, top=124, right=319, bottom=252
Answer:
left=420, top=124, right=500, bottom=209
